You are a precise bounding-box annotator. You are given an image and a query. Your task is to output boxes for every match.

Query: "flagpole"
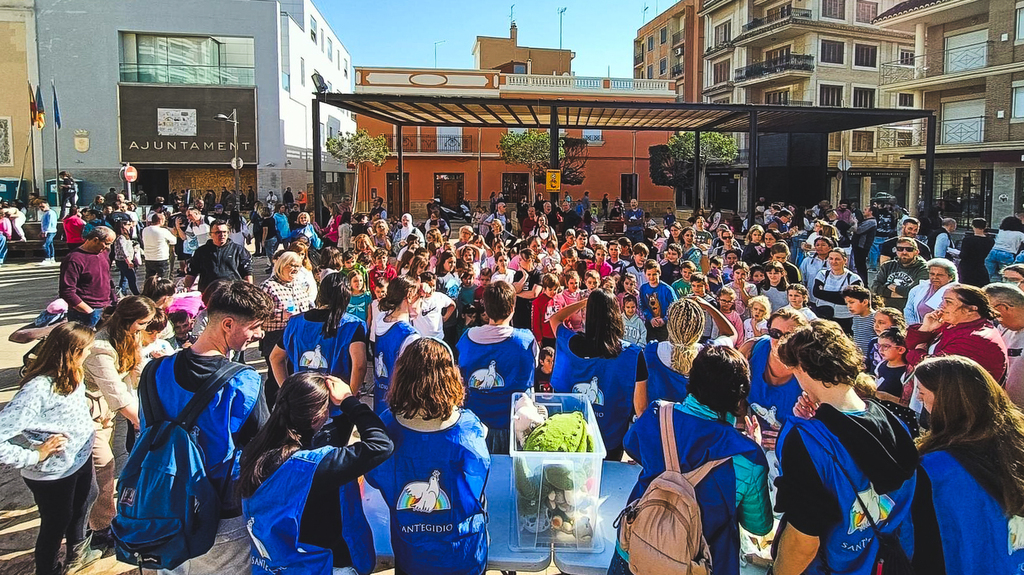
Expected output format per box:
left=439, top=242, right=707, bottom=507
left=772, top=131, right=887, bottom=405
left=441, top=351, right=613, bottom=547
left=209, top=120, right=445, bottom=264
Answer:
left=52, top=80, right=61, bottom=218
left=15, top=130, right=32, bottom=203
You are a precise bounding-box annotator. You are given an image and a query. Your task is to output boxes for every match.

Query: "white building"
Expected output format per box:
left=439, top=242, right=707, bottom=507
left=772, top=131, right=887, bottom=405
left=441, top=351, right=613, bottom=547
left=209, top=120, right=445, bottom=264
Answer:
left=34, top=0, right=354, bottom=206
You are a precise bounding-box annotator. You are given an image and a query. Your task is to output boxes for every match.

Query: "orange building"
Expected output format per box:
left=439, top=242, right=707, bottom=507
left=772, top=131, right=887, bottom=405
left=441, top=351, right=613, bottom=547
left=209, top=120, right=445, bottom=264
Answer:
left=352, top=25, right=679, bottom=219
left=633, top=0, right=703, bottom=102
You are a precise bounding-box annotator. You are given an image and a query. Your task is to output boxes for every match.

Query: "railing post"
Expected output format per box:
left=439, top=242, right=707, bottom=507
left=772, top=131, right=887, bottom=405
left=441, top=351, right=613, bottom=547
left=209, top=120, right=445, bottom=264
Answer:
left=924, top=114, right=936, bottom=216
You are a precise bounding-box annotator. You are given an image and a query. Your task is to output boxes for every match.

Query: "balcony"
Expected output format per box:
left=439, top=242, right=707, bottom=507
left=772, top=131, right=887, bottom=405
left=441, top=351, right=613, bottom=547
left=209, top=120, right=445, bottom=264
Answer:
left=761, top=90, right=814, bottom=106
left=503, top=74, right=674, bottom=96
left=741, top=7, right=811, bottom=33
left=700, top=0, right=734, bottom=13
left=734, top=54, right=814, bottom=82
left=941, top=116, right=985, bottom=145
left=118, top=63, right=255, bottom=86
left=879, top=41, right=993, bottom=89
left=671, top=64, right=684, bottom=77
left=876, top=117, right=987, bottom=149
left=634, top=53, right=645, bottom=66
left=705, top=40, right=734, bottom=57
left=672, top=31, right=684, bottom=46
left=384, top=134, right=475, bottom=154
left=878, top=123, right=923, bottom=148
left=703, top=79, right=735, bottom=96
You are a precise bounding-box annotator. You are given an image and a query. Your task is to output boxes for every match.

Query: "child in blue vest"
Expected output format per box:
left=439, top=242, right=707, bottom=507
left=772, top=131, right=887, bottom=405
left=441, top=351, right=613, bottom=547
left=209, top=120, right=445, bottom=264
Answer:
left=372, top=276, right=420, bottom=415
left=549, top=290, right=644, bottom=461
left=366, top=338, right=491, bottom=575
left=912, top=356, right=1024, bottom=574
left=239, top=372, right=394, bottom=575
left=457, top=280, right=538, bottom=454
left=609, top=346, right=771, bottom=575
left=773, top=321, right=917, bottom=575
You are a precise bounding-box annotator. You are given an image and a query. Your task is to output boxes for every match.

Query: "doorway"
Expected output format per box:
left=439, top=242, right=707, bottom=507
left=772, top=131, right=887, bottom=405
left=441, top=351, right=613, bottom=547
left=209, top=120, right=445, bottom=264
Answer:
left=620, top=173, right=638, bottom=202
left=434, top=173, right=464, bottom=206
left=137, top=168, right=169, bottom=204
left=501, top=173, right=531, bottom=205
left=386, top=172, right=410, bottom=216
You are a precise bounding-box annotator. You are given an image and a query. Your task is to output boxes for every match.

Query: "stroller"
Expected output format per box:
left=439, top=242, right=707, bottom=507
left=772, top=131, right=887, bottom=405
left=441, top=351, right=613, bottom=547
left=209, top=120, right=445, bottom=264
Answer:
left=10, top=303, right=68, bottom=377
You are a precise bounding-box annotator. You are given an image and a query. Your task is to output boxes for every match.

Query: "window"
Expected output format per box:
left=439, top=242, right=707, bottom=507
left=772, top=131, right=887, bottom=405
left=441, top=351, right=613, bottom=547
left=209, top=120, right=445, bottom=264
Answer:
left=118, top=33, right=255, bottom=86
left=281, top=72, right=290, bottom=92
left=828, top=132, right=841, bottom=151
left=822, top=0, right=845, bottom=19
left=855, top=1, right=877, bottom=22
left=512, top=63, right=527, bottom=73
left=660, top=58, right=668, bottom=75
left=852, top=131, right=874, bottom=152
left=310, top=17, right=318, bottom=44
left=1018, top=8, right=1024, bottom=40
left=898, top=93, right=914, bottom=107
left=661, top=27, right=668, bottom=44
left=582, top=129, right=603, bottom=143
left=713, top=60, right=731, bottom=84
left=647, top=64, right=654, bottom=78
left=337, top=51, right=341, bottom=70
left=300, top=58, right=305, bottom=86
left=765, top=89, right=791, bottom=104
left=852, top=87, right=875, bottom=108
left=820, top=40, right=844, bottom=64
left=899, top=48, right=915, bottom=65
left=714, top=22, right=732, bottom=45
left=766, top=46, right=791, bottom=62
left=508, top=127, right=527, bottom=135
left=1013, top=87, right=1024, bottom=118
left=327, top=38, right=333, bottom=61
left=343, top=58, right=349, bottom=78
left=819, top=84, right=843, bottom=106
left=648, top=36, right=654, bottom=51
left=854, top=44, right=877, bottom=67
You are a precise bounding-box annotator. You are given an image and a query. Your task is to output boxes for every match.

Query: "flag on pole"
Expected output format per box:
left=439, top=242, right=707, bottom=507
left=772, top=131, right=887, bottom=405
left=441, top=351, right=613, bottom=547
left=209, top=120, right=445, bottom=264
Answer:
left=52, top=81, right=61, bottom=130
left=28, top=82, right=37, bottom=125
left=34, top=84, right=45, bottom=129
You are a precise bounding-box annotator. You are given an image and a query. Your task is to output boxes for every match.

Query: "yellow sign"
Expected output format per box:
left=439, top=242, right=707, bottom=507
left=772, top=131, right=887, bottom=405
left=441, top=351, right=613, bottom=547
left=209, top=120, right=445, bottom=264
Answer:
left=546, top=169, right=561, bottom=191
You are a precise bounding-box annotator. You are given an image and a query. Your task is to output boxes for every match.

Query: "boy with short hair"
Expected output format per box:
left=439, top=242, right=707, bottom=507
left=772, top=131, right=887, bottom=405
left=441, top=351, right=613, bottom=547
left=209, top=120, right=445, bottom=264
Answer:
left=639, top=259, right=677, bottom=341
left=873, top=327, right=909, bottom=404
left=534, top=346, right=555, bottom=393
left=672, top=260, right=697, bottom=298
left=621, top=293, right=647, bottom=346
left=843, top=284, right=876, bottom=361
left=660, top=243, right=683, bottom=285
left=623, top=243, right=649, bottom=287
left=532, top=273, right=561, bottom=348
left=607, top=241, right=627, bottom=276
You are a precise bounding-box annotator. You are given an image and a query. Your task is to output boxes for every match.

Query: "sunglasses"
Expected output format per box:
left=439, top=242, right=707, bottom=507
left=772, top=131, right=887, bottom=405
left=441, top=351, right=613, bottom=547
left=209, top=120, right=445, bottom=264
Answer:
left=768, top=328, right=787, bottom=340
left=895, top=246, right=916, bottom=252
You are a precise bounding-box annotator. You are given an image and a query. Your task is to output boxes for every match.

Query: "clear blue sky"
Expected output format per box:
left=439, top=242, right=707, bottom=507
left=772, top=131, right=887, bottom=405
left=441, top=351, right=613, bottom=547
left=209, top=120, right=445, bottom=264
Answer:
left=320, top=0, right=659, bottom=83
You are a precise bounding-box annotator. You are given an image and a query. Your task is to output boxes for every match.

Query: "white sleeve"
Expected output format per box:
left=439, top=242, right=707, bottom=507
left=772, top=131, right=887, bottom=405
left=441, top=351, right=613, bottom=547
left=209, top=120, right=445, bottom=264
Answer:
left=0, top=380, right=44, bottom=469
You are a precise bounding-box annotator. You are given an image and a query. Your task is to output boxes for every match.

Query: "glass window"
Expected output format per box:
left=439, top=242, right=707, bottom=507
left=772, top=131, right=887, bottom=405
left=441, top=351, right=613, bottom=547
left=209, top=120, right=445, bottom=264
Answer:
left=1014, top=87, right=1024, bottom=118
left=822, top=0, right=845, bottom=19
left=828, top=132, right=841, bottom=151
left=852, top=131, right=874, bottom=152
left=1018, top=8, right=1024, bottom=40
left=282, top=71, right=290, bottom=92
left=648, top=64, right=654, bottom=78
left=819, top=84, right=843, bottom=106
left=327, top=38, right=333, bottom=61
left=855, top=1, right=877, bottom=22
left=714, top=22, right=732, bottom=45
left=765, top=89, right=791, bottom=104
left=660, top=58, right=667, bottom=75
left=310, top=17, right=318, bottom=44
left=899, top=48, right=915, bottom=65
left=513, top=63, right=527, bottom=73
left=854, top=44, right=877, bottom=67
left=713, top=60, right=731, bottom=84
left=820, top=40, right=844, bottom=64
left=582, top=129, right=603, bottom=142
left=119, top=33, right=254, bottom=86
left=648, top=36, right=654, bottom=51
left=300, top=58, right=306, bottom=86
left=852, top=87, right=875, bottom=108
left=898, top=93, right=914, bottom=107
left=661, top=27, right=668, bottom=44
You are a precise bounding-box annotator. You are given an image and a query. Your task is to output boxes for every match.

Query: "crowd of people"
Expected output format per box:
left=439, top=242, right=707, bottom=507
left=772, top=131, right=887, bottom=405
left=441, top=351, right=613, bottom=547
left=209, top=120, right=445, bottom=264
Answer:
left=0, top=188, right=1023, bottom=575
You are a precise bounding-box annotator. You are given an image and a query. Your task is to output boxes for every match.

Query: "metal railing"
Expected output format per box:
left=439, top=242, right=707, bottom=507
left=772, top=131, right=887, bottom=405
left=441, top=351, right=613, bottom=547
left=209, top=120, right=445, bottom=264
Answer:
left=672, top=31, right=684, bottom=45
left=119, top=63, right=255, bottom=86
left=671, top=64, right=684, bottom=77
left=735, top=54, right=814, bottom=81
left=879, top=41, right=992, bottom=85
left=634, top=53, right=645, bottom=66
left=502, top=74, right=673, bottom=94
left=941, top=116, right=985, bottom=145
left=762, top=91, right=814, bottom=106
left=384, top=134, right=475, bottom=153
left=705, top=40, right=734, bottom=56
left=877, top=123, right=923, bottom=148
left=741, top=7, right=812, bottom=33
left=582, top=132, right=604, bottom=143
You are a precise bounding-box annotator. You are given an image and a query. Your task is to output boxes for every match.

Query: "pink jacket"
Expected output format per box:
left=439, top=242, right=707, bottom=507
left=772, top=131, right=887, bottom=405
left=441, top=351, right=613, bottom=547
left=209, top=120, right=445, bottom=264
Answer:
left=906, top=317, right=1009, bottom=383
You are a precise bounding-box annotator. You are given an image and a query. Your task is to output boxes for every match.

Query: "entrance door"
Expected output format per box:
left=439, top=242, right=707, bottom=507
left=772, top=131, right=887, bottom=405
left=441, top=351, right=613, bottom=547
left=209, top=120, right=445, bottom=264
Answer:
left=501, top=173, right=531, bottom=205
left=620, top=173, right=638, bottom=202
left=434, top=173, right=464, bottom=206
left=137, top=168, right=169, bottom=204
left=386, top=172, right=410, bottom=216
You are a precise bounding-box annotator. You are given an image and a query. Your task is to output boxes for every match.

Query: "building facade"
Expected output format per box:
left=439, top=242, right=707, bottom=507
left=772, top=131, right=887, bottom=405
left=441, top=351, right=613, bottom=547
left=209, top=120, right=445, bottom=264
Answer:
left=0, top=0, right=39, bottom=201
left=875, top=0, right=1024, bottom=226
left=633, top=0, right=704, bottom=102
left=353, top=24, right=678, bottom=219
left=33, top=0, right=353, bottom=205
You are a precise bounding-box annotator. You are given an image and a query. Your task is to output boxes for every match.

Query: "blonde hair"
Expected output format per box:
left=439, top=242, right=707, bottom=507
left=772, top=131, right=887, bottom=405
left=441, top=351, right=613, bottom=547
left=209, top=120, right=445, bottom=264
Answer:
left=666, top=299, right=705, bottom=376
left=748, top=295, right=771, bottom=315
left=273, top=251, right=304, bottom=280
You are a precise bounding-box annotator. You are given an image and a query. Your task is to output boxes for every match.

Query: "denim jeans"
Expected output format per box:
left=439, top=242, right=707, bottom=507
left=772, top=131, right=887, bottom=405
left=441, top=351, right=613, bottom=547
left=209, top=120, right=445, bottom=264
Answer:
left=985, top=249, right=1016, bottom=283
left=0, top=233, right=6, bottom=264
left=145, top=259, right=169, bottom=280
left=607, top=550, right=632, bottom=575
left=67, top=308, right=104, bottom=327
left=42, top=232, right=55, bottom=259
left=115, top=260, right=140, bottom=295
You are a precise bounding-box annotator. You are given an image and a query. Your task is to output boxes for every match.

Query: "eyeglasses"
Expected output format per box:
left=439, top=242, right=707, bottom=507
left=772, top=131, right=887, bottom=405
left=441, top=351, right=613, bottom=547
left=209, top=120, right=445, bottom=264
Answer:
left=895, top=246, right=916, bottom=252
left=719, top=299, right=734, bottom=305
left=768, top=328, right=787, bottom=340
left=877, top=343, right=901, bottom=351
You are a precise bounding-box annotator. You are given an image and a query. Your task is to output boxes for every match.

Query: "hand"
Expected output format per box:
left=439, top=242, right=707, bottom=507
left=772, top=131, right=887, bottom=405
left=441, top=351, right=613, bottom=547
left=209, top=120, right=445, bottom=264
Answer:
left=920, top=309, right=943, bottom=332
left=652, top=317, right=664, bottom=327
left=326, top=376, right=352, bottom=405
left=793, top=392, right=819, bottom=420
left=744, top=415, right=762, bottom=446
left=36, top=434, right=67, bottom=462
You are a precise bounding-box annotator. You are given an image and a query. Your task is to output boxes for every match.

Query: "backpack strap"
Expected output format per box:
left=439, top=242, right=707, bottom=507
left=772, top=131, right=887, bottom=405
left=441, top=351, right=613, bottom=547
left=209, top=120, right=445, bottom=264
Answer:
left=175, top=362, right=248, bottom=431
left=139, top=356, right=168, bottom=428
left=658, top=401, right=681, bottom=474
left=682, top=458, right=729, bottom=486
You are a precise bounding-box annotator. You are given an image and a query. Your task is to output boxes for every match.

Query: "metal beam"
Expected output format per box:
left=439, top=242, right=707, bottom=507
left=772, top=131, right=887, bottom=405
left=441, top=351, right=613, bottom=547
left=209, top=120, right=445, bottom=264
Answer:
left=396, top=124, right=405, bottom=215
left=312, top=95, right=323, bottom=226
left=452, top=103, right=488, bottom=125
left=694, top=130, right=702, bottom=212
left=748, top=111, right=758, bottom=230
left=924, top=114, right=936, bottom=216
left=501, top=104, right=525, bottom=125
left=550, top=106, right=560, bottom=170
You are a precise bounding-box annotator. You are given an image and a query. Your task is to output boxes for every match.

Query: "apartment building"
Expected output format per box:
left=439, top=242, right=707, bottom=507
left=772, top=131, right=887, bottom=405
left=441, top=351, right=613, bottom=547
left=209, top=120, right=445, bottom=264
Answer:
left=874, top=0, right=1024, bottom=226
left=0, top=1, right=37, bottom=199
left=633, top=0, right=704, bottom=101
left=354, top=24, right=676, bottom=218
left=697, top=0, right=914, bottom=208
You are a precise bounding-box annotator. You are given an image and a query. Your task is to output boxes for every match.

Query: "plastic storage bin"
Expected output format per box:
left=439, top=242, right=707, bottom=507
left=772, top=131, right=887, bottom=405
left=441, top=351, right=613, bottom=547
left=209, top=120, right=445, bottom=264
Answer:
left=510, top=392, right=606, bottom=551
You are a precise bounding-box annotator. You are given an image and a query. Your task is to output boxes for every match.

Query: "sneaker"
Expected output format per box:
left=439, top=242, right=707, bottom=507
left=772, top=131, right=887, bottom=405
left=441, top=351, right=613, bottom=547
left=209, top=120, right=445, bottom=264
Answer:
left=64, top=533, right=104, bottom=574
left=88, top=527, right=116, bottom=551
left=38, top=260, right=49, bottom=266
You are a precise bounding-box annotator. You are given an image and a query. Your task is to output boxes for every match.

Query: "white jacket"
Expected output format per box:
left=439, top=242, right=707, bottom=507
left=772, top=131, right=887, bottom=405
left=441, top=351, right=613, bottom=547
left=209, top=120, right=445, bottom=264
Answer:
left=904, top=280, right=955, bottom=324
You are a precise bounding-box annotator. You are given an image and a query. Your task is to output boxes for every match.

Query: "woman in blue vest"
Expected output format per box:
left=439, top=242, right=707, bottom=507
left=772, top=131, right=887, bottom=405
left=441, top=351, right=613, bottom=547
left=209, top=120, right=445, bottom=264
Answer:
left=270, top=273, right=368, bottom=392
left=772, top=321, right=918, bottom=575
left=372, top=275, right=420, bottom=415
left=457, top=280, right=537, bottom=454
left=738, top=307, right=808, bottom=452
left=239, top=372, right=393, bottom=575
left=609, top=346, right=772, bottom=575
left=636, top=297, right=737, bottom=415
left=911, top=355, right=1024, bottom=574
left=549, top=290, right=646, bottom=461
left=366, top=338, right=490, bottom=575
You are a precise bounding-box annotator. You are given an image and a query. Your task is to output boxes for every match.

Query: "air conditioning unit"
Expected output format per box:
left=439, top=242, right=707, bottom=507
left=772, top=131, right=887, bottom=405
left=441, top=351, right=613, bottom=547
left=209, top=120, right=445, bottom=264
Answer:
left=674, top=47, right=684, bottom=56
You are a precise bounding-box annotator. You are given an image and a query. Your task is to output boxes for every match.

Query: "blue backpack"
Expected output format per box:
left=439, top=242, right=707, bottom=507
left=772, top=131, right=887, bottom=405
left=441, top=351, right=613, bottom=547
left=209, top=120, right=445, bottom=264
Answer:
left=111, top=357, right=246, bottom=569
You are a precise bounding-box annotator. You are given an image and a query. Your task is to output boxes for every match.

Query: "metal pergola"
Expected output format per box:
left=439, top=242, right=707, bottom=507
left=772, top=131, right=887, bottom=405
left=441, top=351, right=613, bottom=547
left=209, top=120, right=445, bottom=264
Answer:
left=311, top=93, right=936, bottom=225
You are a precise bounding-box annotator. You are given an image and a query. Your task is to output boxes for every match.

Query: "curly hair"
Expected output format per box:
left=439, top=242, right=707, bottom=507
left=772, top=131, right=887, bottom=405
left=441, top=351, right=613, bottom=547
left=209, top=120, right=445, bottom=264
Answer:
left=387, top=338, right=464, bottom=420
left=777, top=319, right=862, bottom=387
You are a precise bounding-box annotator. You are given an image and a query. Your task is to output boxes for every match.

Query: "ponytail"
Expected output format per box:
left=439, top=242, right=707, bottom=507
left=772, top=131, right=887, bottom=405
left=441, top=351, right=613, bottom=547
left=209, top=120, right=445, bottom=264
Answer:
left=666, top=299, right=705, bottom=376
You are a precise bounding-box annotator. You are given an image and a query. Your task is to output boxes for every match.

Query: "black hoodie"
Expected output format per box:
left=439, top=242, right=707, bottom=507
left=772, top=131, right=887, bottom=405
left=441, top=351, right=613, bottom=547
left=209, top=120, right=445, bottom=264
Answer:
left=774, top=400, right=918, bottom=537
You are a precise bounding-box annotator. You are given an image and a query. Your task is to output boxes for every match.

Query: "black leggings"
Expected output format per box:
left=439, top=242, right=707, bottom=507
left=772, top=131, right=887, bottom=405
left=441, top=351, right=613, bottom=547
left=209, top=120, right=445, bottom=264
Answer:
left=24, top=462, right=98, bottom=575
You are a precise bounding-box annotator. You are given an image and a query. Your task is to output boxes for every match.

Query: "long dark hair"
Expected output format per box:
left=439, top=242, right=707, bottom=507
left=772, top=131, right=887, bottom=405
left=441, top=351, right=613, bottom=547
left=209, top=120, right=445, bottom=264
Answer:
left=317, top=272, right=352, bottom=338
left=916, top=356, right=1024, bottom=516
left=237, top=372, right=332, bottom=499
left=100, top=296, right=157, bottom=374
left=582, top=289, right=623, bottom=357
left=948, top=285, right=1000, bottom=322
left=378, top=275, right=418, bottom=313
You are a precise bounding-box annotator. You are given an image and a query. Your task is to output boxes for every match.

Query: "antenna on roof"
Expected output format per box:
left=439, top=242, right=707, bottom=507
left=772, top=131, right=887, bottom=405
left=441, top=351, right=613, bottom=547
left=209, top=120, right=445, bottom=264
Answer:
left=510, top=4, right=515, bottom=26
left=642, top=3, right=649, bottom=24
left=558, top=7, right=567, bottom=49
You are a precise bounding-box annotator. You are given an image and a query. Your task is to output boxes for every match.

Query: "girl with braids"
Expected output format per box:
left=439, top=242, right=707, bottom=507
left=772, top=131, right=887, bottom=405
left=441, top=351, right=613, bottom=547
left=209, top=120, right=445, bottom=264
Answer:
left=366, top=338, right=490, bottom=575
left=634, top=297, right=738, bottom=414
left=372, top=276, right=421, bottom=415
left=239, top=372, right=393, bottom=575
left=911, top=356, right=1024, bottom=574
left=609, top=346, right=771, bottom=575
left=270, top=273, right=368, bottom=394
left=549, top=290, right=646, bottom=461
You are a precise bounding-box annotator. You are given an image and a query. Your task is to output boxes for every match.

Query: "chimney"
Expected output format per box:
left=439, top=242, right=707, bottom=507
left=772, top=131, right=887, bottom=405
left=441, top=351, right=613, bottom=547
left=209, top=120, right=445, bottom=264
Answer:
left=510, top=22, right=518, bottom=44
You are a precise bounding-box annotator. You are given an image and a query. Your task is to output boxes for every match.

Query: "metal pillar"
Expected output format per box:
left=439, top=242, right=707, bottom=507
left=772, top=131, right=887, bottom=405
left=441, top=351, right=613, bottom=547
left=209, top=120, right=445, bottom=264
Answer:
left=550, top=106, right=559, bottom=203
left=693, top=130, right=702, bottom=211
left=747, top=112, right=758, bottom=230
left=312, top=96, right=323, bottom=226
left=924, top=114, right=937, bottom=215
left=396, top=124, right=405, bottom=214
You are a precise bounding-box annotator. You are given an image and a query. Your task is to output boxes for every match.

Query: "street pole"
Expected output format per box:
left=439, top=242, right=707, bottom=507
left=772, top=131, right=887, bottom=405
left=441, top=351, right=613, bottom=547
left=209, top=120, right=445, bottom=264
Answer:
left=558, top=7, right=567, bottom=49
left=232, top=108, right=240, bottom=203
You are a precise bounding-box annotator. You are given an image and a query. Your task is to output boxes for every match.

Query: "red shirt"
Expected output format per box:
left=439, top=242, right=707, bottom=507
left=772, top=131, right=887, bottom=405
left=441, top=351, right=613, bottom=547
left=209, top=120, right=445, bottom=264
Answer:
left=368, top=264, right=397, bottom=287
left=63, top=215, right=86, bottom=244
left=906, top=317, right=1009, bottom=383
left=532, top=292, right=556, bottom=342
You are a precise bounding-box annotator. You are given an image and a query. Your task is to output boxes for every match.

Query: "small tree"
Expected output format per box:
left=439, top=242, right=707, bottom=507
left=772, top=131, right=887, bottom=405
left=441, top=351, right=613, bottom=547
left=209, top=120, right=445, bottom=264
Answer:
left=497, top=130, right=588, bottom=187
left=326, top=129, right=389, bottom=208
left=649, top=132, right=738, bottom=208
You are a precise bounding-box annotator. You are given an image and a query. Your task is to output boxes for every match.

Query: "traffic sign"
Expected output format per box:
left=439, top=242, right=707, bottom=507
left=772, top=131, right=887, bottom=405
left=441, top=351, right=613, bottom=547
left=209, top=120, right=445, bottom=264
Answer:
left=546, top=169, right=561, bottom=191
left=123, top=164, right=138, bottom=183
left=231, top=157, right=245, bottom=170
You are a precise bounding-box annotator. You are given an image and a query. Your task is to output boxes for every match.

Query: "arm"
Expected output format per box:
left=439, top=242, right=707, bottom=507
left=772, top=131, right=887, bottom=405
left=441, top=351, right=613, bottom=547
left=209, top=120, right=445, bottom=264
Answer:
left=633, top=379, right=648, bottom=416
left=84, top=347, right=140, bottom=429
left=349, top=341, right=368, bottom=395
left=313, top=396, right=395, bottom=488
left=549, top=297, right=588, bottom=336
left=269, top=344, right=290, bottom=386
left=734, top=456, right=773, bottom=536
left=58, top=260, right=90, bottom=313
left=0, top=382, right=52, bottom=469
left=694, top=297, right=737, bottom=342
left=773, top=524, right=820, bottom=575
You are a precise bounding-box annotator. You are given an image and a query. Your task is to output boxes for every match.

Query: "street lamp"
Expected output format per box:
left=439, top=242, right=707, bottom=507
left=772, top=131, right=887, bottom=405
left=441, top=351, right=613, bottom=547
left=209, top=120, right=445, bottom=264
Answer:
left=214, top=109, right=240, bottom=203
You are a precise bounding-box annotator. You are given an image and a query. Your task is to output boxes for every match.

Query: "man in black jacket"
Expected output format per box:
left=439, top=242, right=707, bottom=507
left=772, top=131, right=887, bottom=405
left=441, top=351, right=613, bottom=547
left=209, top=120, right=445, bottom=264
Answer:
left=851, top=205, right=877, bottom=281
left=184, top=221, right=253, bottom=293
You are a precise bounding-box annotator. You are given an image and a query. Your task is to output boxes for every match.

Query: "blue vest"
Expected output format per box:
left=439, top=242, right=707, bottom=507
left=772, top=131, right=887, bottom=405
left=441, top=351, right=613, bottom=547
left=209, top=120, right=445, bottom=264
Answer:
left=623, top=404, right=765, bottom=575
left=283, top=311, right=366, bottom=380
left=777, top=416, right=916, bottom=575
left=550, top=325, right=640, bottom=453
left=144, top=355, right=261, bottom=511
left=921, top=450, right=1024, bottom=574
left=365, top=410, right=490, bottom=575
left=747, top=336, right=802, bottom=434
left=373, top=321, right=418, bottom=415
left=242, top=447, right=376, bottom=575
left=643, top=342, right=689, bottom=404
left=456, top=328, right=535, bottom=432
